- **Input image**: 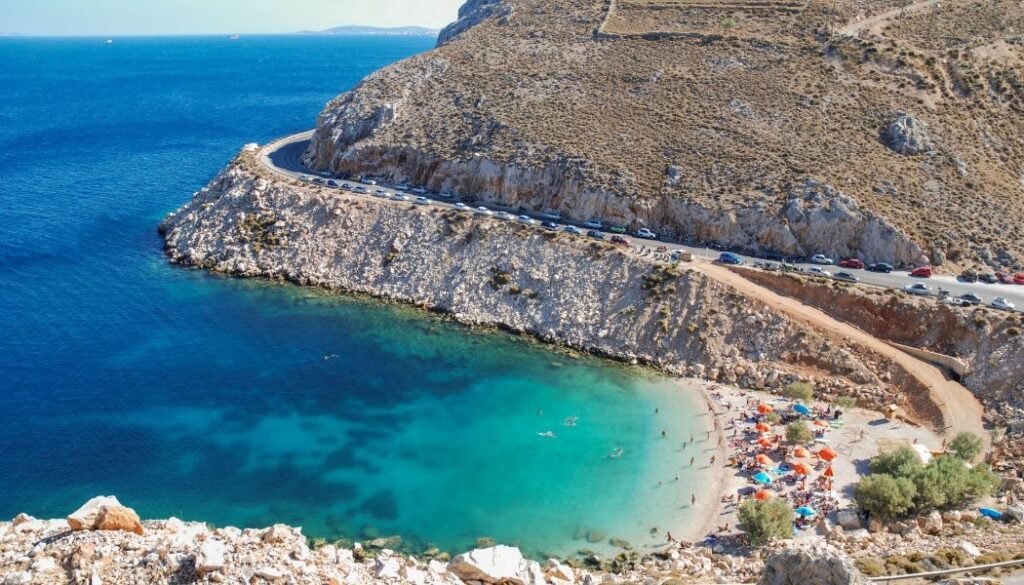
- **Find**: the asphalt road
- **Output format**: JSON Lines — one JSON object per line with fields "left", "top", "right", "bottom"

{"left": 258, "top": 132, "right": 1024, "bottom": 314}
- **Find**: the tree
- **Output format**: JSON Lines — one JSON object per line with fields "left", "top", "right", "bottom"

{"left": 785, "top": 420, "right": 812, "bottom": 444}
{"left": 869, "top": 447, "right": 922, "bottom": 477}
{"left": 738, "top": 498, "right": 793, "bottom": 545}
{"left": 855, "top": 474, "right": 916, "bottom": 519}
{"left": 783, "top": 381, "right": 814, "bottom": 402}
{"left": 948, "top": 432, "right": 983, "bottom": 461}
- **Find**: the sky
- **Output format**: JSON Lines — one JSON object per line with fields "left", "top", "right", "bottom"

{"left": 0, "top": 0, "right": 465, "bottom": 36}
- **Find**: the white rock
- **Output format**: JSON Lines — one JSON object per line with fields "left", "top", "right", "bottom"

{"left": 959, "top": 541, "right": 981, "bottom": 558}
{"left": 375, "top": 556, "right": 402, "bottom": 579}
{"left": 261, "top": 524, "right": 297, "bottom": 544}
{"left": 194, "top": 540, "right": 226, "bottom": 576}
{"left": 67, "top": 496, "right": 122, "bottom": 531}
{"left": 448, "top": 546, "right": 544, "bottom": 585}
{"left": 545, "top": 558, "right": 576, "bottom": 584}
{"left": 30, "top": 556, "right": 57, "bottom": 573}
{"left": 254, "top": 567, "right": 285, "bottom": 580}
{"left": 2, "top": 572, "right": 31, "bottom": 585}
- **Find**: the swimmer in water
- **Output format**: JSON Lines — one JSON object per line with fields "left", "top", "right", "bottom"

{"left": 538, "top": 431, "right": 556, "bottom": 438}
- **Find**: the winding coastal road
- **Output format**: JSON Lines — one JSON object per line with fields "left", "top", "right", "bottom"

{"left": 258, "top": 132, "right": 1024, "bottom": 313}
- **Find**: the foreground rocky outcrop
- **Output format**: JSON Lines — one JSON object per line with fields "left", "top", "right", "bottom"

{"left": 160, "top": 149, "right": 953, "bottom": 425}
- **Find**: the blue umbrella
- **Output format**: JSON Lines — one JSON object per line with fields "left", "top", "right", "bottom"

{"left": 753, "top": 471, "right": 773, "bottom": 485}
{"left": 793, "top": 403, "right": 812, "bottom": 415}
{"left": 980, "top": 508, "right": 1003, "bottom": 520}
{"left": 795, "top": 506, "right": 818, "bottom": 517}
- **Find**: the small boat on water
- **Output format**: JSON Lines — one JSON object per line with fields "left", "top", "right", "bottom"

{"left": 105, "top": 39, "right": 113, "bottom": 44}
{"left": 228, "top": 34, "right": 240, "bottom": 40}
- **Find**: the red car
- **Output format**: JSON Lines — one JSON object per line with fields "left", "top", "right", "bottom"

{"left": 610, "top": 235, "right": 631, "bottom": 247}
{"left": 839, "top": 258, "right": 865, "bottom": 270}
{"left": 910, "top": 266, "right": 933, "bottom": 278}
{"left": 996, "top": 271, "right": 1013, "bottom": 284}
{"left": 1015, "top": 273, "right": 1024, "bottom": 285}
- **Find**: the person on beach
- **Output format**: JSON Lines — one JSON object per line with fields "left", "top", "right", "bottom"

{"left": 661, "top": 430, "right": 667, "bottom": 437}
{"left": 666, "top": 531, "right": 675, "bottom": 543}
{"left": 690, "top": 456, "right": 695, "bottom": 466}
{"left": 691, "top": 494, "right": 696, "bottom": 505}
{"left": 710, "top": 455, "right": 716, "bottom": 465}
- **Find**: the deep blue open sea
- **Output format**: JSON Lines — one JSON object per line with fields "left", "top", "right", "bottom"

{"left": 0, "top": 35, "right": 712, "bottom": 557}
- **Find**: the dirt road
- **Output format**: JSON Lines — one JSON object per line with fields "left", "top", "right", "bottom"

{"left": 839, "top": 0, "right": 938, "bottom": 37}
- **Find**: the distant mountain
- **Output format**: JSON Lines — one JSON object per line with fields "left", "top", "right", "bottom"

{"left": 299, "top": 26, "right": 439, "bottom": 37}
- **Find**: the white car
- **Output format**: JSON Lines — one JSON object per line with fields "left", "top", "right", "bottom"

{"left": 517, "top": 215, "right": 535, "bottom": 224}
{"left": 454, "top": 202, "right": 470, "bottom": 212}
{"left": 564, "top": 225, "right": 582, "bottom": 235}
{"left": 391, "top": 193, "right": 409, "bottom": 201}
{"left": 636, "top": 228, "right": 657, "bottom": 240}
{"left": 473, "top": 207, "right": 493, "bottom": 216}
{"left": 904, "top": 283, "right": 931, "bottom": 296}
{"left": 299, "top": 175, "right": 311, "bottom": 182}
{"left": 805, "top": 266, "right": 831, "bottom": 278}
{"left": 991, "top": 297, "right": 1016, "bottom": 311}
{"left": 495, "top": 211, "right": 514, "bottom": 221}
{"left": 415, "top": 196, "right": 430, "bottom": 205}
{"left": 365, "top": 179, "right": 378, "bottom": 186}
{"left": 541, "top": 211, "right": 562, "bottom": 221}
{"left": 810, "top": 254, "right": 834, "bottom": 265}
{"left": 373, "top": 189, "right": 388, "bottom": 197}
{"left": 584, "top": 219, "right": 603, "bottom": 229}
{"left": 411, "top": 187, "right": 428, "bottom": 195}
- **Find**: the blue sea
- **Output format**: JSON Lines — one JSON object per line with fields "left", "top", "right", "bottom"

{"left": 0, "top": 35, "right": 712, "bottom": 557}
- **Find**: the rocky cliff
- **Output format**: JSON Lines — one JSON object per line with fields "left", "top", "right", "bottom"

{"left": 302, "top": 0, "right": 1024, "bottom": 270}
{"left": 161, "top": 149, "right": 949, "bottom": 424}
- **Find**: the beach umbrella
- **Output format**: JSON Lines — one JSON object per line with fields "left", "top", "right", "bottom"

{"left": 757, "top": 403, "right": 774, "bottom": 415}
{"left": 757, "top": 437, "right": 773, "bottom": 448}
{"left": 795, "top": 506, "right": 818, "bottom": 517}
{"left": 793, "top": 447, "right": 811, "bottom": 458}
{"left": 755, "top": 453, "right": 773, "bottom": 466}
{"left": 754, "top": 490, "right": 772, "bottom": 501}
{"left": 753, "top": 471, "right": 772, "bottom": 485}
{"left": 755, "top": 422, "right": 771, "bottom": 433}
{"left": 813, "top": 420, "right": 830, "bottom": 427}
{"left": 793, "top": 403, "right": 812, "bottom": 415}
{"left": 793, "top": 462, "right": 812, "bottom": 475}
{"left": 818, "top": 447, "right": 838, "bottom": 461}
{"left": 823, "top": 466, "right": 834, "bottom": 478}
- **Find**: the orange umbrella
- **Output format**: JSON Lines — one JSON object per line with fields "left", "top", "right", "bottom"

{"left": 755, "top": 453, "right": 773, "bottom": 466}
{"left": 757, "top": 403, "right": 774, "bottom": 415}
{"left": 754, "top": 422, "right": 771, "bottom": 433}
{"left": 793, "top": 462, "right": 812, "bottom": 475}
{"left": 823, "top": 466, "right": 834, "bottom": 478}
{"left": 814, "top": 420, "right": 829, "bottom": 427}
{"left": 792, "top": 447, "right": 811, "bottom": 458}
{"left": 754, "top": 490, "right": 772, "bottom": 501}
{"left": 757, "top": 437, "right": 773, "bottom": 448}
{"left": 818, "top": 447, "right": 838, "bottom": 461}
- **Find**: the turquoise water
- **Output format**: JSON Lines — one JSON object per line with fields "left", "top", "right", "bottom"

{"left": 0, "top": 35, "right": 713, "bottom": 557}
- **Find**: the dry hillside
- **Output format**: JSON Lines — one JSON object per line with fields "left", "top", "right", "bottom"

{"left": 303, "top": 0, "right": 1024, "bottom": 269}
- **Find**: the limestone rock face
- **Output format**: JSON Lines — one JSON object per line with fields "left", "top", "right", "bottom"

{"left": 437, "top": 0, "right": 510, "bottom": 46}
{"left": 759, "top": 544, "right": 868, "bottom": 585}
{"left": 884, "top": 113, "right": 933, "bottom": 155}
{"left": 447, "top": 545, "right": 545, "bottom": 585}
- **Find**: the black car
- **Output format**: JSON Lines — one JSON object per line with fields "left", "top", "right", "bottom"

{"left": 541, "top": 221, "right": 558, "bottom": 230}
{"left": 586, "top": 230, "right": 605, "bottom": 240}
{"left": 327, "top": 180, "right": 339, "bottom": 187}
{"left": 867, "top": 262, "right": 894, "bottom": 273}
{"left": 957, "top": 293, "right": 983, "bottom": 306}
{"left": 959, "top": 269, "right": 978, "bottom": 283}
{"left": 979, "top": 272, "right": 998, "bottom": 284}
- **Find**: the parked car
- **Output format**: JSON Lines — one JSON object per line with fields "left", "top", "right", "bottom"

{"left": 904, "top": 283, "right": 931, "bottom": 296}
{"left": 564, "top": 225, "right": 582, "bottom": 235}
{"left": 365, "top": 179, "right": 378, "bottom": 186}
{"left": 957, "top": 293, "right": 983, "bottom": 306}
{"left": 439, "top": 191, "right": 455, "bottom": 199}
{"left": 584, "top": 219, "right": 603, "bottom": 229}
{"left": 411, "top": 187, "right": 427, "bottom": 195}
{"left": 910, "top": 266, "right": 933, "bottom": 278}
{"left": 473, "top": 207, "right": 493, "bottom": 216}
{"left": 391, "top": 193, "right": 409, "bottom": 201}
{"left": 991, "top": 297, "right": 1016, "bottom": 311}
{"left": 394, "top": 184, "right": 411, "bottom": 191}
{"left": 313, "top": 178, "right": 325, "bottom": 184}
{"left": 517, "top": 215, "right": 535, "bottom": 225}
{"left": 867, "top": 262, "right": 894, "bottom": 273}
{"left": 586, "top": 230, "right": 605, "bottom": 240}
{"left": 996, "top": 271, "right": 1013, "bottom": 284}
{"left": 810, "top": 254, "right": 834, "bottom": 265}
{"left": 327, "top": 180, "right": 339, "bottom": 187}
{"left": 635, "top": 228, "right": 657, "bottom": 240}
{"left": 805, "top": 266, "right": 831, "bottom": 278}
{"left": 341, "top": 183, "right": 353, "bottom": 190}
{"left": 958, "top": 269, "right": 978, "bottom": 283}
{"left": 609, "top": 225, "right": 627, "bottom": 234}
{"left": 454, "top": 202, "right": 470, "bottom": 211}
{"left": 832, "top": 272, "right": 860, "bottom": 283}
{"left": 373, "top": 189, "right": 388, "bottom": 197}
{"left": 979, "top": 272, "right": 998, "bottom": 284}
{"left": 839, "top": 258, "right": 865, "bottom": 270}
{"left": 718, "top": 252, "right": 743, "bottom": 265}
{"left": 610, "top": 235, "right": 630, "bottom": 246}
{"left": 1016, "top": 274, "right": 1024, "bottom": 285}
{"left": 495, "top": 211, "right": 514, "bottom": 221}
{"left": 541, "top": 211, "right": 562, "bottom": 221}
{"left": 415, "top": 196, "right": 430, "bottom": 205}
{"left": 299, "top": 175, "right": 311, "bottom": 182}
{"left": 541, "top": 221, "right": 559, "bottom": 230}
{"left": 765, "top": 251, "right": 787, "bottom": 262}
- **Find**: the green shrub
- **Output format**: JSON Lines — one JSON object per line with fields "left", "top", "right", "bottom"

{"left": 783, "top": 381, "right": 814, "bottom": 402}
{"left": 785, "top": 420, "right": 812, "bottom": 444}
{"left": 738, "top": 499, "right": 793, "bottom": 545}
{"left": 854, "top": 557, "right": 886, "bottom": 577}
{"left": 765, "top": 412, "right": 781, "bottom": 424}
{"left": 832, "top": 396, "right": 857, "bottom": 408}
{"left": 855, "top": 474, "right": 916, "bottom": 519}
{"left": 869, "top": 447, "right": 922, "bottom": 477}
{"left": 948, "top": 432, "right": 983, "bottom": 461}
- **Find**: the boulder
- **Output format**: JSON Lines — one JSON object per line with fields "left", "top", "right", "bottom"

{"left": 759, "top": 543, "right": 868, "bottom": 585}
{"left": 95, "top": 505, "right": 144, "bottom": 535}
{"left": 836, "top": 509, "right": 863, "bottom": 530}
{"left": 883, "top": 113, "right": 933, "bottom": 155}
{"left": 194, "top": 540, "right": 226, "bottom": 576}
{"left": 67, "top": 496, "right": 122, "bottom": 531}
{"left": 545, "top": 559, "right": 576, "bottom": 585}
{"left": 261, "top": 524, "right": 299, "bottom": 544}
{"left": 920, "top": 510, "right": 943, "bottom": 535}
{"left": 448, "top": 545, "right": 545, "bottom": 585}
{"left": 11, "top": 513, "right": 44, "bottom": 534}
{"left": 1003, "top": 504, "right": 1024, "bottom": 523}
{"left": 958, "top": 541, "right": 981, "bottom": 558}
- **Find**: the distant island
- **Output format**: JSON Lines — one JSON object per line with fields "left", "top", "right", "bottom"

{"left": 298, "top": 25, "right": 439, "bottom": 37}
